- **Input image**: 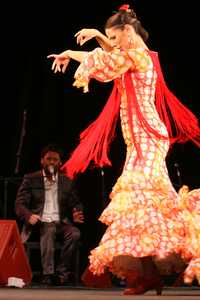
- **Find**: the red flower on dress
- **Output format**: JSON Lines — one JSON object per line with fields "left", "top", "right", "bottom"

{"left": 119, "top": 4, "right": 130, "bottom": 11}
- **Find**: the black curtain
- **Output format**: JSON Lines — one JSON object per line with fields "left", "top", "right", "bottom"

{"left": 1, "top": 0, "right": 199, "bottom": 271}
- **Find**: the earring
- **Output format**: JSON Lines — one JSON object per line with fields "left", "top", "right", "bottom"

{"left": 128, "top": 35, "right": 133, "bottom": 46}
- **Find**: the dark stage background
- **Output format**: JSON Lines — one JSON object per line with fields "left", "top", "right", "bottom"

{"left": 0, "top": 1, "right": 199, "bottom": 275}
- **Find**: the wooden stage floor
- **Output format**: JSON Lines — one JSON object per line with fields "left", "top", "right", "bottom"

{"left": 0, "top": 286, "right": 200, "bottom": 300}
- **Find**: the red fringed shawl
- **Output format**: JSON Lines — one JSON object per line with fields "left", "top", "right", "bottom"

{"left": 61, "top": 51, "right": 200, "bottom": 179}
{"left": 150, "top": 51, "right": 200, "bottom": 146}
{"left": 62, "top": 80, "right": 121, "bottom": 178}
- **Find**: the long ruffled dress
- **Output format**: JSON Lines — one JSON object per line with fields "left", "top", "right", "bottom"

{"left": 72, "top": 47, "right": 200, "bottom": 283}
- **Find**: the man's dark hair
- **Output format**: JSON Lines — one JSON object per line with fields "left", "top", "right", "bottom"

{"left": 40, "top": 144, "right": 64, "bottom": 160}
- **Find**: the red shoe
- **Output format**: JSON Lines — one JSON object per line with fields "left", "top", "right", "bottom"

{"left": 123, "top": 276, "right": 163, "bottom": 295}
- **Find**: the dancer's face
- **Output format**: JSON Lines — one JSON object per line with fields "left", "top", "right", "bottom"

{"left": 105, "top": 25, "right": 135, "bottom": 49}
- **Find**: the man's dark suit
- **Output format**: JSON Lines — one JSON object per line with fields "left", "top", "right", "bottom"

{"left": 15, "top": 170, "right": 83, "bottom": 279}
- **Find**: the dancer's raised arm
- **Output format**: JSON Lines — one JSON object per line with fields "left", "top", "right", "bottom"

{"left": 75, "top": 28, "right": 113, "bottom": 51}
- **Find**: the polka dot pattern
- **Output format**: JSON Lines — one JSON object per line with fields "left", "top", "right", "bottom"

{"left": 89, "top": 53, "right": 186, "bottom": 277}
{"left": 74, "top": 46, "right": 200, "bottom": 284}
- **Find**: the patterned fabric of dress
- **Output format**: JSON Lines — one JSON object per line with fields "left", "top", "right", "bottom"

{"left": 177, "top": 186, "right": 200, "bottom": 283}
{"left": 73, "top": 47, "right": 200, "bottom": 283}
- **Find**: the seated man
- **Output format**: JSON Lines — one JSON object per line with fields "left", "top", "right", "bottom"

{"left": 15, "top": 144, "right": 84, "bottom": 285}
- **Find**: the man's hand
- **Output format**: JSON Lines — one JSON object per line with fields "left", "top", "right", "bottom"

{"left": 28, "top": 214, "right": 41, "bottom": 225}
{"left": 72, "top": 208, "right": 84, "bottom": 223}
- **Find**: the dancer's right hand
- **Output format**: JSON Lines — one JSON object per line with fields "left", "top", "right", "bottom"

{"left": 47, "top": 52, "right": 70, "bottom": 73}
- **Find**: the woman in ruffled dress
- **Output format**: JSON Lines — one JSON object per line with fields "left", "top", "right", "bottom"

{"left": 48, "top": 4, "right": 200, "bottom": 294}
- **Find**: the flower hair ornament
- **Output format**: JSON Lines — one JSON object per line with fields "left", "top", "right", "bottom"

{"left": 118, "top": 4, "right": 137, "bottom": 19}
{"left": 119, "top": 4, "right": 130, "bottom": 11}
{"left": 112, "top": 4, "right": 130, "bottom": 14}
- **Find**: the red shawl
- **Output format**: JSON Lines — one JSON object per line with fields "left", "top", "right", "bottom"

{"left": 61, "top": 51, "right": 200, "bottom": 178}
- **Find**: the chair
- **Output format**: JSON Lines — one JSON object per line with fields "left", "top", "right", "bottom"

{"left": 25, "top": 240, "right": 81, "bottom": 285}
